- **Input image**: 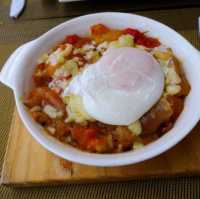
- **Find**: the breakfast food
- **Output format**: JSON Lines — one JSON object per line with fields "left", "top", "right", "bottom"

{"left": 24, "top": 24, "right": 190, "bottom": 153}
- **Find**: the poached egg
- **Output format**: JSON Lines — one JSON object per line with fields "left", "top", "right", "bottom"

{"left": 64, "top": 47, "right": 164, "bottom": 125}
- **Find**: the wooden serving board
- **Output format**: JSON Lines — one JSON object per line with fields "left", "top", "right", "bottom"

{"left": 1, "top": 109, "right": 200, "bottom": 186}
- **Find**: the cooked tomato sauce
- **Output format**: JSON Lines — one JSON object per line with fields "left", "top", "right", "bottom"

{"left": 24, "top": 24, "right": 190, "bottom": 153}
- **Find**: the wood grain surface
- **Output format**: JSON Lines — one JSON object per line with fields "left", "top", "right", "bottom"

{"left": 1, "top": 109, "right": 200, "bottom": 186}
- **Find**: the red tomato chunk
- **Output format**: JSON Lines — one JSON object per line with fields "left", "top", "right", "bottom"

{"left": 65, "top": 34, "right": 80, "bottom": 44}
{"left": 123, "top": 28, "right": 160, "bottom": 48}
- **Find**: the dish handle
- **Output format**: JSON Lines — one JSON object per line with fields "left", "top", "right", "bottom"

{"left": 0, "top": 42, "right": 32, "bottom": 90}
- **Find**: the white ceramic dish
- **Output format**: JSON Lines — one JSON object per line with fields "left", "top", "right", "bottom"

{"left": 1, "top": 12, "right": 200, "bottom": 167}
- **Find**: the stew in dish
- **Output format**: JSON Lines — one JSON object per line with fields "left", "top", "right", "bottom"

{"left": 24, "top": 24, "right": 190, "bottom": 153}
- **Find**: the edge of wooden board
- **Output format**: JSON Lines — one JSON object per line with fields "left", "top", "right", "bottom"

{"left": 2, "top": 171, "right": 200, "bottom": 187}
{"left": 1, "top": 110, "right": 17, "bottom": 185}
